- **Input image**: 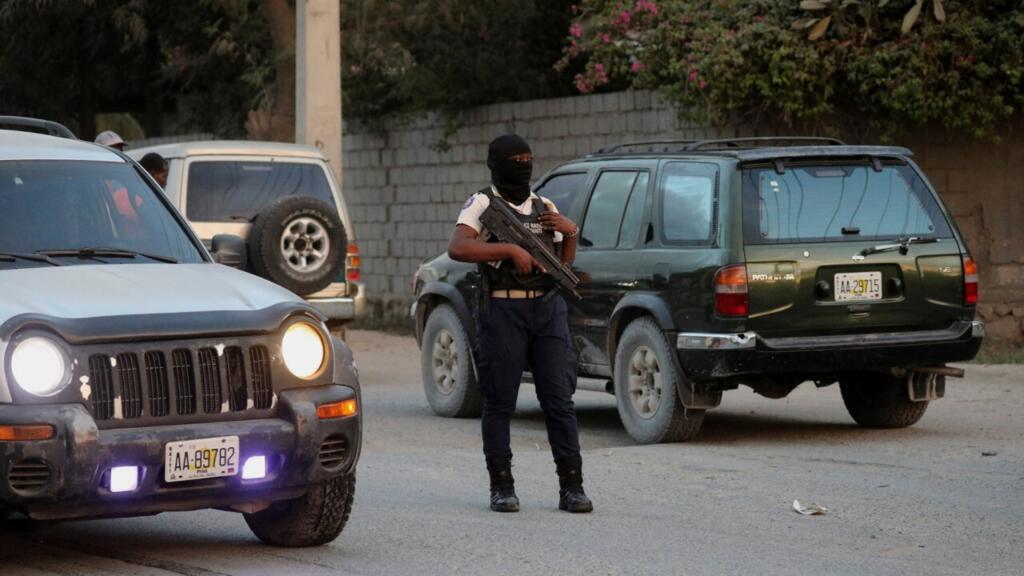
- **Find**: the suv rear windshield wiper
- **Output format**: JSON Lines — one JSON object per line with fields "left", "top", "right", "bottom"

{"left": 860, "top": 237, "right": 939, "bottom": 257}
{"left": 0, "top": 252, "right": 62, "bottom": 266}
{"left": 39, "top": 248, "right": 178, "bottom": 264}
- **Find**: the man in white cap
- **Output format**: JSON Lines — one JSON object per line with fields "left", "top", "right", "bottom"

{"left": 95, "top": 130, "right": 125, "bottom": 151}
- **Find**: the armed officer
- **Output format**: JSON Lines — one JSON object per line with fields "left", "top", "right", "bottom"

{"left": 448, "top": 134, "right": 593, "bottom": 514}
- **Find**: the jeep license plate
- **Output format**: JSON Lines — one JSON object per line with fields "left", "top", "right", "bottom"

{"left": 165, "top": 436, "right": 239, "bottom": 483}
{"left": 834, "top": 272, "right": 883, "bottom": 302}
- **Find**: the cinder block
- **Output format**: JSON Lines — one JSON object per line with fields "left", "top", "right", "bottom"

{"left": 575, "top": 96, "right": 591, "bottom": 115}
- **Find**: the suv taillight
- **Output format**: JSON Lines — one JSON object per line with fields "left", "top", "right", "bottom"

{"left": 346, "top": 244, "right": 361, "bottom": 282}
{"left": 715, "top": 264, "right": 748, "bottom": 317}
{"left": 963, "top": 255, "right": 978, "bottom": 305}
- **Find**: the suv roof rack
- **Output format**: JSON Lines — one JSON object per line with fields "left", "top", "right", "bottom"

{"left": 684, "top": 137, "right": 845, "bottom": 150}
{"left": 0, "top": 116, "right": 77, "bottom": 139}
{"left": 594, "top": 136, "right": 846, "bottom": 156}
{"left": 596, "top": 140, "right": 698, "bottom": 154}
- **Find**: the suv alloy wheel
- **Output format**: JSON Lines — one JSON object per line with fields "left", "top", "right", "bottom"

{"left": 614, "top": 318, "right": 705, "bottom": 443}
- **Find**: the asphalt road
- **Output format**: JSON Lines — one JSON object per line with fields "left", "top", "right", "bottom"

{"left": 2, "top": 330, "right": 1022, "bottom": 576}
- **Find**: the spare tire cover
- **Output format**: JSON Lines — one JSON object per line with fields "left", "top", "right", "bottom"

{"left": 248, "top": 195, "right": 346, "bottom": 295}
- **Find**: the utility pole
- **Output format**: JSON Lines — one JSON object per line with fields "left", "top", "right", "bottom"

{"left": 295, "top": 0, "right": 343, "bottom": 183}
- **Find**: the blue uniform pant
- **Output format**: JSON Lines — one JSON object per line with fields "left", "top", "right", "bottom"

{"left": 474, "top": 296, "right": 581, "bottom": 464}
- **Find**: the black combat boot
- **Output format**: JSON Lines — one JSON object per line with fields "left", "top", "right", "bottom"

{"left": 555, "top": 455, "right": 593, "bottom": 513}
{"left": 486, "top": 459, "right": 520, "bottom": 513}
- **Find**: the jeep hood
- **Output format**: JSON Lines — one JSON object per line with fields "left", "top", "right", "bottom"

{"left": 0, "top": 263, "right": 302, "bottom": 325}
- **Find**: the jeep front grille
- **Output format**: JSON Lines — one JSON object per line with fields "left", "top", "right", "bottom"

{"left": 82, "top": 340, "right": 277, "bottom": 427}
{"left": 250, "top": 345, "right": 272, "bottom": 409}
{"left": 197, "top": 347, "right": 222, "bottom": 414}
{"left": 145, "top": 351, "right": 170, "bottom": 417}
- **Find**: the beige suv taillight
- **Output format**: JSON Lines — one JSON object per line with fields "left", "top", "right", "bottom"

{"left": 715, "top": 264, "right": 749, "bottom": 317}
{"left": 346, "top": 244, "right": 361, "bottom": 282}
{"left": 963, "top": 255, "right": 978, "bottom": 305}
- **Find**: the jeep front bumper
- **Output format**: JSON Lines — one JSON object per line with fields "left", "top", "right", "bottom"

{"left": 676, "top": 320, "right": 985, "bottom": 379}
{"left": 0, "top": 385, "right": 360, "bottom": 521}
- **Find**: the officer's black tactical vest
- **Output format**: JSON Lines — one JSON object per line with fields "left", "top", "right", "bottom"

{"left": 479, "top": 187, "right": 557, "bottom": 292}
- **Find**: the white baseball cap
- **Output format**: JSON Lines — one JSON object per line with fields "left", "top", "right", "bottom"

{"left": 94, "top": 130, "right": 125, "bottom": 149}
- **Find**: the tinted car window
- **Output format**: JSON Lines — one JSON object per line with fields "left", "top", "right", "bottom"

{"left": 742, "top": 163, "right": 952, "bottom": 244}
{"left": 186, "top": 161, "right": 334, "bottom": 222}
{"left": 0, "top": 160, "right": 204, "bottom": 265}
{"left": 581, "top": 171, "right": 638, "bottom": 249}
{"left": 661, "top": 162, "right": 716, "bottom": 243}
{"left": 617, "top": 172, "right": 649, "bottom": 248}
{"left": 535, "top": 172, "right": 587, "bottom": 214}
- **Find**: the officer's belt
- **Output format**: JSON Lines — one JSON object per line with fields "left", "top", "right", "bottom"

{"left": 490, "top": 289, "right": 546, "bottom": 299}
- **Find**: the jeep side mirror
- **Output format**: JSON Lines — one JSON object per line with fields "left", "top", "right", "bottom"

{"left": 211, "top": 234, "right": 247, "bottom": 269}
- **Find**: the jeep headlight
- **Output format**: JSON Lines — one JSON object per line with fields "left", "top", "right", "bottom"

{"left": 11, "top": 336, "right": 70, "bottom": 396}
{"left": 281, "top": 322, "right": 326, "bottom": 379}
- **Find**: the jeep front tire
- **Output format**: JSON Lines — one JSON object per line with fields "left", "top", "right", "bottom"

{"left": 421, "top": 303, "right": 482, "bottom": 418}
{"left": 614, "top": 317, "right": 705, "bottom": 444}
{"left": 244, "top": 473, "right": 355, "bottom": 547}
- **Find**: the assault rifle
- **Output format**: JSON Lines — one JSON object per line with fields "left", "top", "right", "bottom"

{"left": 479, "top": 197, "right": 582, "bottom": 301}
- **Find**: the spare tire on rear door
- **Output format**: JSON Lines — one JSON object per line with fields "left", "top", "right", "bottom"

{"left": 248, "top": 195, "right": 346, "bottom": 295}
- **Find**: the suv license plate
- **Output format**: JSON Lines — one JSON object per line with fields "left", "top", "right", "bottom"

{"left": 165, "top": 436, "right": 239, "bottom": 483}
{"left": 834, "top": 272, "right": 883, "bottom": 302}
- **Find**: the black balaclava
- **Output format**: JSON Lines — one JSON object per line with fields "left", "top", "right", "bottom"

{"left": 487, "top": 134, "right": 533, "bottom": 204}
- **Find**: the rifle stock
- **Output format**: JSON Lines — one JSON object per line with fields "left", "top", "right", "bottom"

{"left": 479, "top": 199, "right": 582, "bottom": 301}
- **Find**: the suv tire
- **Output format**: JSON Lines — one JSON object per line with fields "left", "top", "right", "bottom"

{"left": 839, "top": 373, "right": 930, "bottom": 428}
{"left": 244, "top": 473, "right": 355, "bottom": 547}
{"left": 248, "top": 196, "right": 346, "bottom": 296}
{"left": 614, "top": 317, "right": 705, "bottom": 444}
{"left": 421, "top": 304, "right": 482, "bottom": 418}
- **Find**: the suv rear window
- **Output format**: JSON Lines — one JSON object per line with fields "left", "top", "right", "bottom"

{"left": 186, "top": 161, "right": 334, "bottom": 222}
{"left": 742, "top": 163, "right": 952, "bottom": 244}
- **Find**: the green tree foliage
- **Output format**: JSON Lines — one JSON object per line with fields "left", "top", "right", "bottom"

{"left": 0, "top": 0, "right": 275, "bottom": 138}
{"left": 559, "top": 0, "right": 1024, "bottom": 139}
{"left": 341, "top": 0, "right": 580, "bottom": 128}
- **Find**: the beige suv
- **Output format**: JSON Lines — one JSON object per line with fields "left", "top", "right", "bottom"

{"left": 130, "top": 141, "right": 364, "bottom": 330}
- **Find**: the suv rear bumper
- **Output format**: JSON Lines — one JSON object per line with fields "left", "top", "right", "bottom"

{"left": 307, "top": 281, "right": 365, "bottom": 323}
{"left": 0, "top": 385, "right": 360, "bottom": 521}
{"left": 676, "top": 321, "right": 985, "bottom": 379}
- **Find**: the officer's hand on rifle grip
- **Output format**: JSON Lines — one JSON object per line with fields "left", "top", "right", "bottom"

{"left": 508, "top": 244, "right": 546, "bottom": 276}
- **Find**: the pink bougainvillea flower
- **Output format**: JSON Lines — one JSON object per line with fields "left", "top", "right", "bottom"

{"left": 635, "top": 0, "right": 658, "bottom": 14}
{"left": 569, "top": 22, "right": 583, "bottom": 38}
{"left": 689, "top": 69, "right": 699, "bottom": 82}
{"left": 631, "top": 59, "right": 646, "bottom": 73}
{"left": 574, "top": 74, "right": 593, "bottom": 94}
{"left": 614, "top": 10, "right": 631, "bottom": 28}
{"left": 598, "top": 32, "right": 611, "bottom": 44}
{"left": 699, "top": 79, "right": 707, "bottom": 90}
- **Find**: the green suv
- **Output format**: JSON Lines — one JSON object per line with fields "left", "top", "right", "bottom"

{"left": 411, "top": 138, "right": 984, "bottom": 444}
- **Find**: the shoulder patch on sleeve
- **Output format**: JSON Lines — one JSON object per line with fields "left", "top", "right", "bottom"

{"left": 462, "top": 194, "right": 477, "bottom": 209}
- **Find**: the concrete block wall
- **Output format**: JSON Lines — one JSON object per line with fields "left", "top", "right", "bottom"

{"left": 341, "top": 90, "right": 1024, "bottom": 347}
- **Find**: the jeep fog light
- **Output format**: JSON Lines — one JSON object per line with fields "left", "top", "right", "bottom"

{"left": 110, "top": 466, "right": 140, "bottom": 493}
{"left": 11, "top": 337, "right": 69, "bottom": 396}
{"left": 242, "top": 456, "right": 267, "bottom": 480}
{"left": 282, "top": 322, "right": 325, "bottom": 379}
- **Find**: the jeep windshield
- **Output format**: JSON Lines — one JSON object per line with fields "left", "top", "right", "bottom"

{"left": 741, "top": 161, "right": 953, "bottom": 244}
{"left": 0, "top": 160, "right": 205, "bottom": 266}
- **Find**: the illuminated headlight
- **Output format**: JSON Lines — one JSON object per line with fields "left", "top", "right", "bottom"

{"left": 281, "top": 322, "right": 326, "bottom": 379}
{"left": 11, "top": 337, "right": 70, "bottom": 396}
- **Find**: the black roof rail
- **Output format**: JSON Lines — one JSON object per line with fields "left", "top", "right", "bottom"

{"left": 684, "top": 137, "right": 844, "bottom": 150}
{"left": 595, "top": 140, "right": 698, "bottom": 154}
{"left": 0, "top": 115, "right": 77, "bottom": 139}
